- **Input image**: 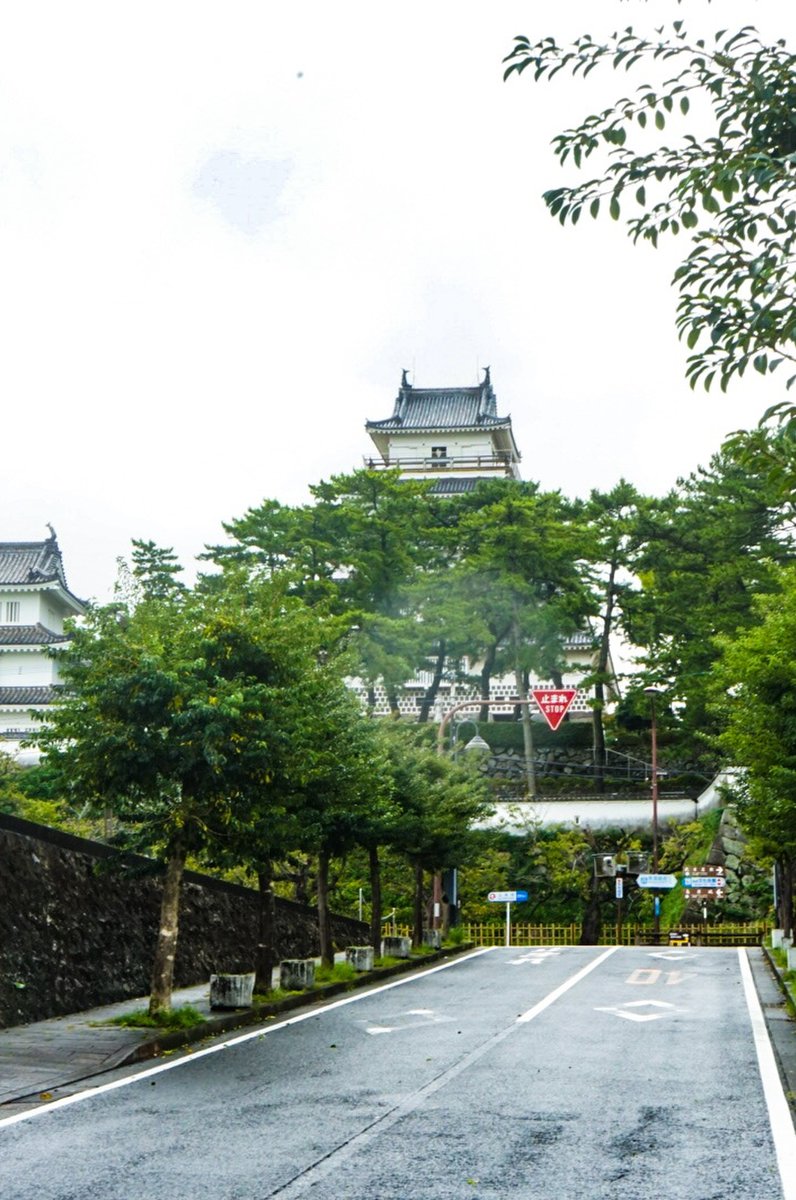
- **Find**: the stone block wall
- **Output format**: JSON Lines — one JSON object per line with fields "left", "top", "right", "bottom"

{"left": 0, "top": 814, "right": 366, "bottom": 1028}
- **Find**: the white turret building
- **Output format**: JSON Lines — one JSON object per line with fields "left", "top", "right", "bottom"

{"left": 0, "top": 530, "right": 85, "bottom": 763}
{"left": 365, "top": 366, "right": 521, "bottom": 493}
{"left": 356, "top": 369, "right": 618, "bottom": 721}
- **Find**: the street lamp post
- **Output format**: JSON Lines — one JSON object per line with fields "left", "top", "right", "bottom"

{"left": 644, "top": 686, "right": 663, "bottom": 942}
{"left": 451, "top": 718, "right": 491, "bottom": 759}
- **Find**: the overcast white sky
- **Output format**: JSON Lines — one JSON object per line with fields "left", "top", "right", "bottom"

{"left": 2, "top": 0, "right": 793, "bottom": 602}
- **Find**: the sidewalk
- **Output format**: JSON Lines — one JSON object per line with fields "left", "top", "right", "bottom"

{"left": 0, "top": 947, "right": 461, "bottom": 1112}
{"left": 0, "top": 979, "right": 265, "bottom": 1109}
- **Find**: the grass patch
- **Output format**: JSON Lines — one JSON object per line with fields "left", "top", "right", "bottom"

{"left": 252, "top": 988, "right": 303, "bottom": 1004}
{"left": 315, "top": 961, "right": 358, "bottom": 984}
{"left": 444, "top": 926, "right": 466, "bottom": 946}
{"left": 108, "top": 1004, "right": 205, "bottom": 1031}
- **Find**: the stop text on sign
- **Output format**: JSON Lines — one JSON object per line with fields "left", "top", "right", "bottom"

{"left": 531, "top": 689, "right": 577, "bottom": 731}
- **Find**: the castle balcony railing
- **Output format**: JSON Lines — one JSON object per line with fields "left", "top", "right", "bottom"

{"left": 363, "top": 453, "right": 516, "bottom": 473}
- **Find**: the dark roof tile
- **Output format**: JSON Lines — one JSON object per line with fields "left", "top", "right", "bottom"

{"left": 0, "top": 624, "right": 70, "bottom": 646}
{"left": 0, "top": 686, "right": 59, "bottom": 706}
{"left": 366, "top": 374, "right": 510, "bottom": 433}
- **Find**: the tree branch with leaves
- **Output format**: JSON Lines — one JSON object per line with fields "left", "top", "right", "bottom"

{"left": 505, "top": 21, "right": 796, "bottom": 398}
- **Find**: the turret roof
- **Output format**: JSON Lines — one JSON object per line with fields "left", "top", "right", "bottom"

{"left": 0, "top": 624, "right": 70, "bottom": 646}
{"left": 0, "top": 530, "right": 85, "bottom": 610}
{"left": 366, "top": 368, "right": 512, "bottom": 433}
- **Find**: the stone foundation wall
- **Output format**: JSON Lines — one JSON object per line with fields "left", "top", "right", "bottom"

{"left": 0, "top": 814, "right": 366, "bottom": 1028}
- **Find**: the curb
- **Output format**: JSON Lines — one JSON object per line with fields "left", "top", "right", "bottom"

{"left": 119, "top": 943, "right": 477, "bottom": 1066}
{"left": 762, "top": 945, "right": 796, "bottom": 1013}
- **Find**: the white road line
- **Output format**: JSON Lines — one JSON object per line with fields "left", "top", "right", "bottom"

{"left": 739, "top": 948, "right": 796, "bottom": 1200}
{"left": 516, "top": 946, "right": 618, "bottom": 1023}
{"left": 269, "top": 946, "right": 619, "bottom": 1197}
{"left": 0, "top": 948, "right": 493, "bottom": 1131}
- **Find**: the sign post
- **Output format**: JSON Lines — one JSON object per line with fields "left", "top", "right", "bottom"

{"left": 487, "top": 890, "right": 529, "bottom": 947}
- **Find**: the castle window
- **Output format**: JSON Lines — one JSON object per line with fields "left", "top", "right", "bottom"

{"left": 5, "top": 601, "right": 20, "bottom": 623}
{"left": 430, "top": 446, "right": 447, "bottom": 462}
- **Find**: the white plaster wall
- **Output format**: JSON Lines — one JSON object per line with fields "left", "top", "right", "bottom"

{"left": 388, "top": 432, "right": 497, "bottom": 460}
{"left": 0, "top": 649, "right": 57, "bottom": 686}
{"left": 0, "top": 589, "right": 67, "bottom": 633}
{"left": 1, "top": 591, "right": 37, "bottom": 625}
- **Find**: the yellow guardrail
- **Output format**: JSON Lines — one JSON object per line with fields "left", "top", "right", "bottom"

{"left": 461, "top": 922, "right": 768, "bottom": 947}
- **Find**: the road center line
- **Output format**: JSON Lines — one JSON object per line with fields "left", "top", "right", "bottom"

{"left": 738, "top": 949, "right": 796, "bottom": 1200}
{"left": 0, "top": 948, "right": 492, "bottom": 1131}
{"left": 516, "top": 946, "right": 618, "bottom": 1023}
{"left": 266, "top": 947, "right": 618, "bottom": 1198}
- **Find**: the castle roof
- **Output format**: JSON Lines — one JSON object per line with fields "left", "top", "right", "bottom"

{"left": 0, "top": 624, "right": 70, "bottom": 646}
{"left": 366, "top": 368, "right": 512, "bottom": 434}
{"left": 0, "top": 685, "right": 59, "bottom": 707}
{"left": 0, "top": 530, "right": 85, "bottom": 611}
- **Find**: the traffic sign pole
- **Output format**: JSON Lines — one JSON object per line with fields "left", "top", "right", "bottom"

{"left": 506, "top": 901, "right": 511, "bottom": 948}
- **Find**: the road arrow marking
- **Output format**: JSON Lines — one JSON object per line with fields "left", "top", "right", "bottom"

{"left": 649, "top": 951, "right": 696, "bottom": 961}
{"left": 594, "top": 999, "right": 684, "bottom": 1023}
{"left": 361, "top": 1009, "right": 453, "bottom": 1036}
{"left": 509, "top": 949, "right": 561, "bottom": 965}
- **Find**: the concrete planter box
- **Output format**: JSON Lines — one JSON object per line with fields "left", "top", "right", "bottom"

{"left": 787, "top": 946, "right": 796, "bottom": 971}
{"left": 771, "top": 929, "right": 784, "bottom": 949}
{"left": 209, "top": 972, "right": 255, "bottom": 1010}
{"left": 345, "top": 946, "right": 374, "bottom": 972}
{"left": 422, "top": 929, "right": 441, "bottom": 950}
{"left": 382, "top": 935, "right": 411, "bottom": 959}
{"left": 280, "top": 959, "right": 316, "bottom": 990}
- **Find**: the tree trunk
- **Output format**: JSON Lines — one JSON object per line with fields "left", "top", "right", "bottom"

{"left": 317, "top": 847, "right": 334, "bottom": 967}
{"left": 479, "top": 638, "right": 498, "bottom": 722}
{"left": 513, "top": 654, "right": 536, "bottom": 798}
{"left": 413, "top": 860, "right": 424, "bottom": 947}
{"left": 385, "top": 684, "right": 401, "bottom": 719}
{"left": 255, "top": 862, "right": 276, "bottom": 994}
{"left": 418, "top": 640, "right": 446, "bottom": 723}
{"left": 579, "top": 872, "right": 602, "bottom": 946}
{"left": 149, "top": 840, "right": 186, "bottom": 1017}
{"left": 592, "top": 561, "right": 617, "bottom": 795}
{"left": 369, "top": 844, "right": 382, "bottom": 956}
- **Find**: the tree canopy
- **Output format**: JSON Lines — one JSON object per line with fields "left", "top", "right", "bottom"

{"left": 504, "top": 21, "right": 796, "bottom": 398}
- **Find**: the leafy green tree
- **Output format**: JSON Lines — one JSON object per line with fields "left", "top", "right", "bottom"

{"left": 458, "top": 491, "right": 595, "bottom": 794}
{"left": 384, "top": 729, "right": 492, "bottom": 944}
{"left": 287, "top": 686, "right": 393, "bottom": 966}
{"left": 207, "top": 470, "right": 448, "bottom": 714}
{"left": 36, "top": 576, "right": 338, "bottom": 1013}
{"left": 627, "top": 446, "right": 792, "bottom": 756}
{"left": 712, "top": 568, "right": 796, "bottom": 935}
{"left": 580, "top": 481, "right": 646, "bottom": 789}
{"left": 505, "top": 21, "right": 796, "bottom": 395}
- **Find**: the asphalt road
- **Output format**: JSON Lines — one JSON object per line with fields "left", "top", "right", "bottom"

{"left": 2, "top": 946, "right": 794, "bottom": 1200}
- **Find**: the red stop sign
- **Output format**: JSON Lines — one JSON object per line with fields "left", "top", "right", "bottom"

{"left": 531, "top": 688, "right": 576, "bottom": 731}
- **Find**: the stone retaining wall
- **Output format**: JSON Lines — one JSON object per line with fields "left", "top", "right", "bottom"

{"left": 0, "top": 814, "right": 366, "bottom": 1028}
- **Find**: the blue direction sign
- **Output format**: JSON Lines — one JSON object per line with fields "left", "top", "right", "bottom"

{"left": 637, "top": 873, "right": 678, "bottom": 890}
{"left": 488, "top": 890, "right": 529, "bottom": 903}
{"left": 683, "top": 876, "right": 724, "bottom": 889}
